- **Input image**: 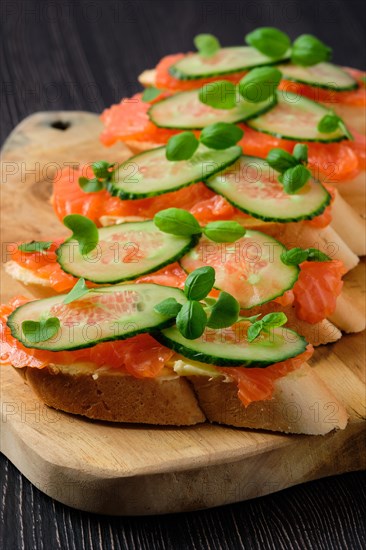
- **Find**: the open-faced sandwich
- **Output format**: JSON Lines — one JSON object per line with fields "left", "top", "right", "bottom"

{"left": 6, "top": 127, "right": 365, "bottom": 343}
{"left": 2, "top": 28, "right": 364, "bottom": 440}
{"left": 100, "top": 28, "right": 365, "bottom": 206}
{"left": 138, "top": 29, "right": 366, "bottom": 135}
{"left": 50, "top": 137, "right": 365, "bottom": 261}
{"left": 1, "top": 264, "right": 348, "bottom": 435}
{"left": 5, "top": 203, "right": 365, "bottom": 346}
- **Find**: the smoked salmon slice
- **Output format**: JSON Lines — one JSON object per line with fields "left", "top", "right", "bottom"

{"left": 219, "top": 344, "right": 314, "bottom": 407}
{"left": 293, "top": 260, "right": 346, "bottom": 324}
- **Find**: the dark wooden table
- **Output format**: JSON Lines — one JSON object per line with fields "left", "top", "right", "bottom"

{"left": 1, "top": 1, "right": 365, "bottom": 548}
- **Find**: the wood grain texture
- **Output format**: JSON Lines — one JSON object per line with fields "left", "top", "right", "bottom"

{"left": 1, "top": 459, "right": 364, "bottom": 550}
{"left": 0, "top": 110, "right": 365, "bottom": 516}
{"left": 1, "top": 0, "right": 366, "bottom": 546}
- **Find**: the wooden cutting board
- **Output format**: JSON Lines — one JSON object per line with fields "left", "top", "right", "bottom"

{"left": 0, "top": 112, "right": 365, "bottom": 515}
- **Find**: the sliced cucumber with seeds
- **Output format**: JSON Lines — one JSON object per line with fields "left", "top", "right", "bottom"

{"left": 154, "top": 322, "right": 306, "bottom": 367}
{"left": 206, "top": 155, "right": 331, "bottom": 222}
{"left": 179, "top": 230, "right": 299, "bottom": 309}
{"left": 57, "top": 221, "right": 198, "bottom": 284}
{"left": 8, "top": 284, "right": 187, "bottom": 351}
{"left": 149, "top": 89, "right": 276, "bottom": 130}
{"left": 278, "top": 62, "right": 358, "bottom": 91}
{"left": 247, "top": 90, "right": 348, "bottom": 142}
{"left": 107, "top": 144, "right": 242, "bottom": 199}
{"left": 169, "top": 46, "right": 290, "bottom": 80}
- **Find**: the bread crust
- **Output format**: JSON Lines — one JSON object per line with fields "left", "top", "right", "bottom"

{"left": 18, "top": 364, "right": 205, "bottom": 426}
{"left": 190, "top": 364, "right": 349, "bottom": 435}
{"left": 14, "top": 361, "right": 348, "bottom": 434}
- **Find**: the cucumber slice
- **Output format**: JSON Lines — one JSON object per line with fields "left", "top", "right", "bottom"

{"left": 206, "top": 155, "right": 331, "bottom": 222}
{"left": 155, "top": 322, "right": 306, "bottom": 367}
{"left": 56, "top": 221, "right": 197, "bottom": 283}
{"left": 8, "top": 284, "right": 187, "bottom": 351}
{"left": 108, "top": 144, "right": 242, "bottom": 199}
{"left": 149, "top": 89, "right": 276, "bottom": 130}
{"left": 179, "top": 231, "right": 299, "bottom": 309}
{"left": 169, "top": 46, "right": 289, "bottom": 80}
{"left": 247, "top": 90, "right": 347, "bottom": 142}
{"left": 278, "top": 62, "right": 358, "bottom": 91}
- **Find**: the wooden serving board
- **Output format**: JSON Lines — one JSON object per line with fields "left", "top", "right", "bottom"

{"left": 1, "top": 112, "right": 365, "bottom": 515}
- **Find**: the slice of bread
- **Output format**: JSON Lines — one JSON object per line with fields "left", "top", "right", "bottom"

{"left": 139, "top": 69, "right": 157, "bottom": 87}
{"left": 246, "top": 219, "right": 359, "bottom": 272}
{"left": 14, "top": 361, "right": 348, "bottom": 434}
{"left": 4, "top": 260, "right": 58, "bottom": 299}
{"left": 190, "top": 363, "right": 349, "bottom": 435}
{"left": 17, "top": 363, "right": 206, "bottom": 426}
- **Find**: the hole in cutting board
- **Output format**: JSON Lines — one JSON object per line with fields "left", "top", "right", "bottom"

{"left": 50, "top": 120, "right": 71, "bottom": 131}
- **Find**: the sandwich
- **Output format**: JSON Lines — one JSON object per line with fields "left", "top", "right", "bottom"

{"left": 48, "top": 130, "right": 365, "bottom": 266}
{"left": 1, "top": 268, "right": 348, "bottom": 435}
{"left": 5, "top": 207, "right": 365, "bottom": 346}
{"left": 138, "top": 31, "right": 366, "bottom": 134}
{"left": 2, "top": 28, "right": 362, "bottom": 440}
{"left": 99, "top": 29, "right": 365, "bottom": 208}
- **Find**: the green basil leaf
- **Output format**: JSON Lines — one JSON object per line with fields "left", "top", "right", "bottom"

{"left": 142, "top": 86, "right": 162, "bottom": 102}
{"left": 262, "top": 312, "right": 287, "bottom": 328}
{"left": 63, "top": 278, "right": 89, "bottom": 305}
{"left": 206, "top": 291, "right": 240, "bottom": 329}
{"left": 63, "top": 214, "right": 99, "bottom": 255}
{"left": 203, "top": 221, "right": 246, "bottom": 243}
{"left": 245, "top": 27, "right": 291, "bottom": 58}
{"left": 166, "top": 132, "right": 199, "bottom": 161}
{"left": 176, "top": 301, "right": 207, "bottom": 339}
{"left": 154, "top": 208, "right": 202, "bottom": 236}
{"left": 291, "top": 34, "right": 332, "bottom": 67}
{"left": 79, "top": 176, "right": 104, "bottom": 193}
{"left": 199, "top": 80, "right": 237, "bottom": 110}
{"left": 247, "top": 321, "right": 263, "bottom": 343}
{"left": 281, "top": 247, "right": 309, "bottom": 266}
{"left": 281, "top": 246, "right": 330, "bottom": 265}
{"left": 200, "top": 122, "right": 244, "bottom": 149}
{"left": 266, "top": 148, "right": 298, "bottom": 173}
{"left": 154, "top": 297, "right": 183, "bottom": 318}
{"left": 293, "top": 143, "right": 308, "bottom": 164}
{"left": 307, "top": 248, "right": 331, "bottom": 262}
{"left": 317, "top": 113, "right": 341, "bottom": 133}
{"left": 79, "top": 161, "right": 116, "bottom": 192}
{"left": 18, "top": 241, "right": 52, "bottom": 253}
{"left": 282, "top": 164, "right": 311, "bottom": 194}
{"left": 239, "top": 67, "right": 282, "bottom": 103}
{"left": 21, "top": 317, "right": 60, "bottom": 344}
{"left": 92, "top": 160, "right": 113, "bottom": 179}
{"left": 194, "top": 34, "right": 220, "bottom": 57}
{"left": 184, "top": 266, "right": 215, "bottom": 301}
